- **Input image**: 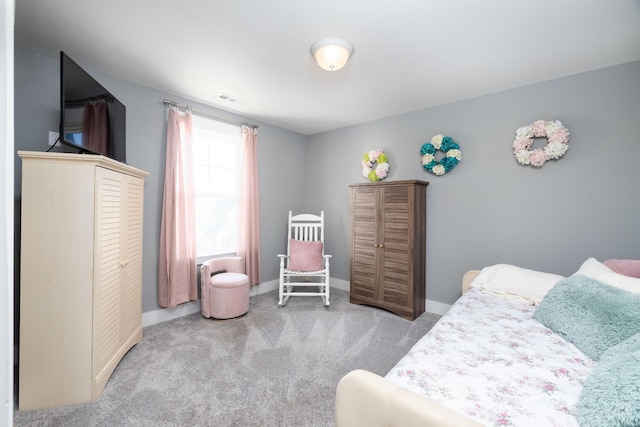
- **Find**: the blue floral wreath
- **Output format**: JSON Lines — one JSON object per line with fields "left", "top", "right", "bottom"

{"left": 420, "top": 134, "right": 461, "bottom": 176}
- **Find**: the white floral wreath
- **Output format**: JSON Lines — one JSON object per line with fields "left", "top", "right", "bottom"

{"left": 361, "top": 148, "right": 389, "bottom": 181}
{"left": 513, "top": 120, "right": 570, "bottom": 167}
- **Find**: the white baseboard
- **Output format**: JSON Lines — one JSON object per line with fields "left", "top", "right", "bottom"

{"left": 141, "top": 278, "right": 447, "bottom": 327}
{"left": 249, "top": 278, "right": 350, "bottom": 296}
{"left": 141, "top": 301, "right": 202, "bottom": 327}
{"left": 425, "top": 299, "right": 452, "bottom": 316}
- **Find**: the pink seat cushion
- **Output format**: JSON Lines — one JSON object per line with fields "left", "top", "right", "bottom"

{"left": 211, "top": 272, "right": 249, "bottom": 288}
{"left": 288, "top": 239, "right": 324, "bottom": 271}
{"left": 603, "top": 259, "right": 640, "bottom": 279}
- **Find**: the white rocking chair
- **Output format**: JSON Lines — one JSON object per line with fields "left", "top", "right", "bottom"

{"left": 277, "top": 211, "right": 331, "bottom": 306}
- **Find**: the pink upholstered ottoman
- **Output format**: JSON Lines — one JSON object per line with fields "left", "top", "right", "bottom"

{"left": 209, "top": 272, "right": 250, "bottom": 319}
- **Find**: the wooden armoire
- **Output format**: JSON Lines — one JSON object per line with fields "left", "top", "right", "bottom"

{"left": 349, "top": 180, "right": 428, "bottom": 320}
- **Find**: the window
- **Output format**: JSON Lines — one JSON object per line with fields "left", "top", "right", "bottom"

{"left": 191, "top": 115, "right": 241, "bottom": 262}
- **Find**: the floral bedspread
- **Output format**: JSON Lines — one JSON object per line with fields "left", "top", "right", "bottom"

{"left": 385, "top": 288, "right": 596, "bottom": 427}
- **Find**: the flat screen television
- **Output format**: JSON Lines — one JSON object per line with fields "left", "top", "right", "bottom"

{"left": 60, "top": 51, "right": 126, "bottom": 163}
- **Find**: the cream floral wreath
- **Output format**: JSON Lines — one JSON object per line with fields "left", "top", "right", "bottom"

{"left": 513, "top": 120, "right": 570, "bottom": 167}
{"left": 361, "top": 149, "right": 389, "bottom": 181}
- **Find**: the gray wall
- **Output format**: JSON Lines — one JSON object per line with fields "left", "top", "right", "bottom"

{"left": 14, "top": 47, "right": 640, "bottom": 312}
{"left": 308, "top": 60, "right": 640, "bottom": 305}
{"left": 14, "top": 48, "right": 307, "bottom": 313}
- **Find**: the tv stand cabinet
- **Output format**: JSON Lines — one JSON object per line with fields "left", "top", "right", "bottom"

{"left": 18, "top": 151, "right": 148, "bottom": 410}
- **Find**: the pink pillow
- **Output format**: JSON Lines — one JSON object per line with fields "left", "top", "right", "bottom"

{"left": 603, "top": 259, "right": 640, "bottom": 279}
{"left": 288, "top": 239, "right": 324, "bottom": 271}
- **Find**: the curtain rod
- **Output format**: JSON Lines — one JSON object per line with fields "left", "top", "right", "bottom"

{"left": 162, "top": 99, "right": 258, "bottom": 129}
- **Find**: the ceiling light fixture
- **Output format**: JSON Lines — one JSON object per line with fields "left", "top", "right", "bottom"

{"left": 310, "top": 37, "right": 354, "bottom": 71}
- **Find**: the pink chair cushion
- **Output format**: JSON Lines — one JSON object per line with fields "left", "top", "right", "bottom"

{"left": 211, "top": 272, "right": 249, "bottom": 288}
{"left": 288, "top": 239, "right": 324, "bottom": 271}
{"left": 603, "top": 259, "right": 640, "bottom": 278}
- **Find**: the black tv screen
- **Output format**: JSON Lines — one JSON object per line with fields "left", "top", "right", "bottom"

{"left": 60, "top": 51, "right": 126, "bottom": 163}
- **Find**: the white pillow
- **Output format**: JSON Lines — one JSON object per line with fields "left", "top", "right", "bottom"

{"left": 574, "top": 258, "right": 640, "bottom": 294}
{"left": 470, "top": 263, "right": 565, "bottom": 305}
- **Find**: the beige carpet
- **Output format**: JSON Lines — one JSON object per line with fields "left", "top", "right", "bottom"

{"left": 14, "top": 288, "right": 440, "bottom": 427}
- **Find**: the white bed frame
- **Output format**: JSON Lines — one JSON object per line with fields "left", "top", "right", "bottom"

{"left": 335, "top": 270, "right": 484, "bottom": 427}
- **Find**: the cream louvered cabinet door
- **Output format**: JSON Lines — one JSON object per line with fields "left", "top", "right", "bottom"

{"left": 121, "top": 174, "right": 144, "bottom": 343}
{"left": 349, "top": 180, "right": 428, "bottom": 320}
{"left": 92, "top": 167, "right": 145, "bottom": 395}
{"left": 18, "top": 151, "right": 147, "bottom": 410}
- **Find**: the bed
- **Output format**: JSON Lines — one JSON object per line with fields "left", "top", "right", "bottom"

{"left": 335, "top": 258, "right": 640, "bottom": 427}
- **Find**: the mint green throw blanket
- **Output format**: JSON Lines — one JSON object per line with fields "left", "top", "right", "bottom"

{"left": 533, "top": 274, "right": 640, "bottom": 361}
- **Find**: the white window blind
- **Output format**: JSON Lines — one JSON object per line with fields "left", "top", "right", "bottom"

{"left": 191, "top": 115, "right": 241, "bottom": 262}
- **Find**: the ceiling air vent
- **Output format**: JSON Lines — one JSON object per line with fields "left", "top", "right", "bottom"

{"left": 218, "top": 93, "right": 237, "bottom": 103}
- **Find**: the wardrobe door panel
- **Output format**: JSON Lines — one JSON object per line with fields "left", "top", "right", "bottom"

{"left": 351, "top": 186, "right": 379, "bottom": 300}
{"left": 123, "top": 175, "right": 144, "bottom": 339}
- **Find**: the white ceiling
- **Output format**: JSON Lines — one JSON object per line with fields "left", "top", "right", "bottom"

{"left": 14, "top": 0, "right": 640, "bottom": 135}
